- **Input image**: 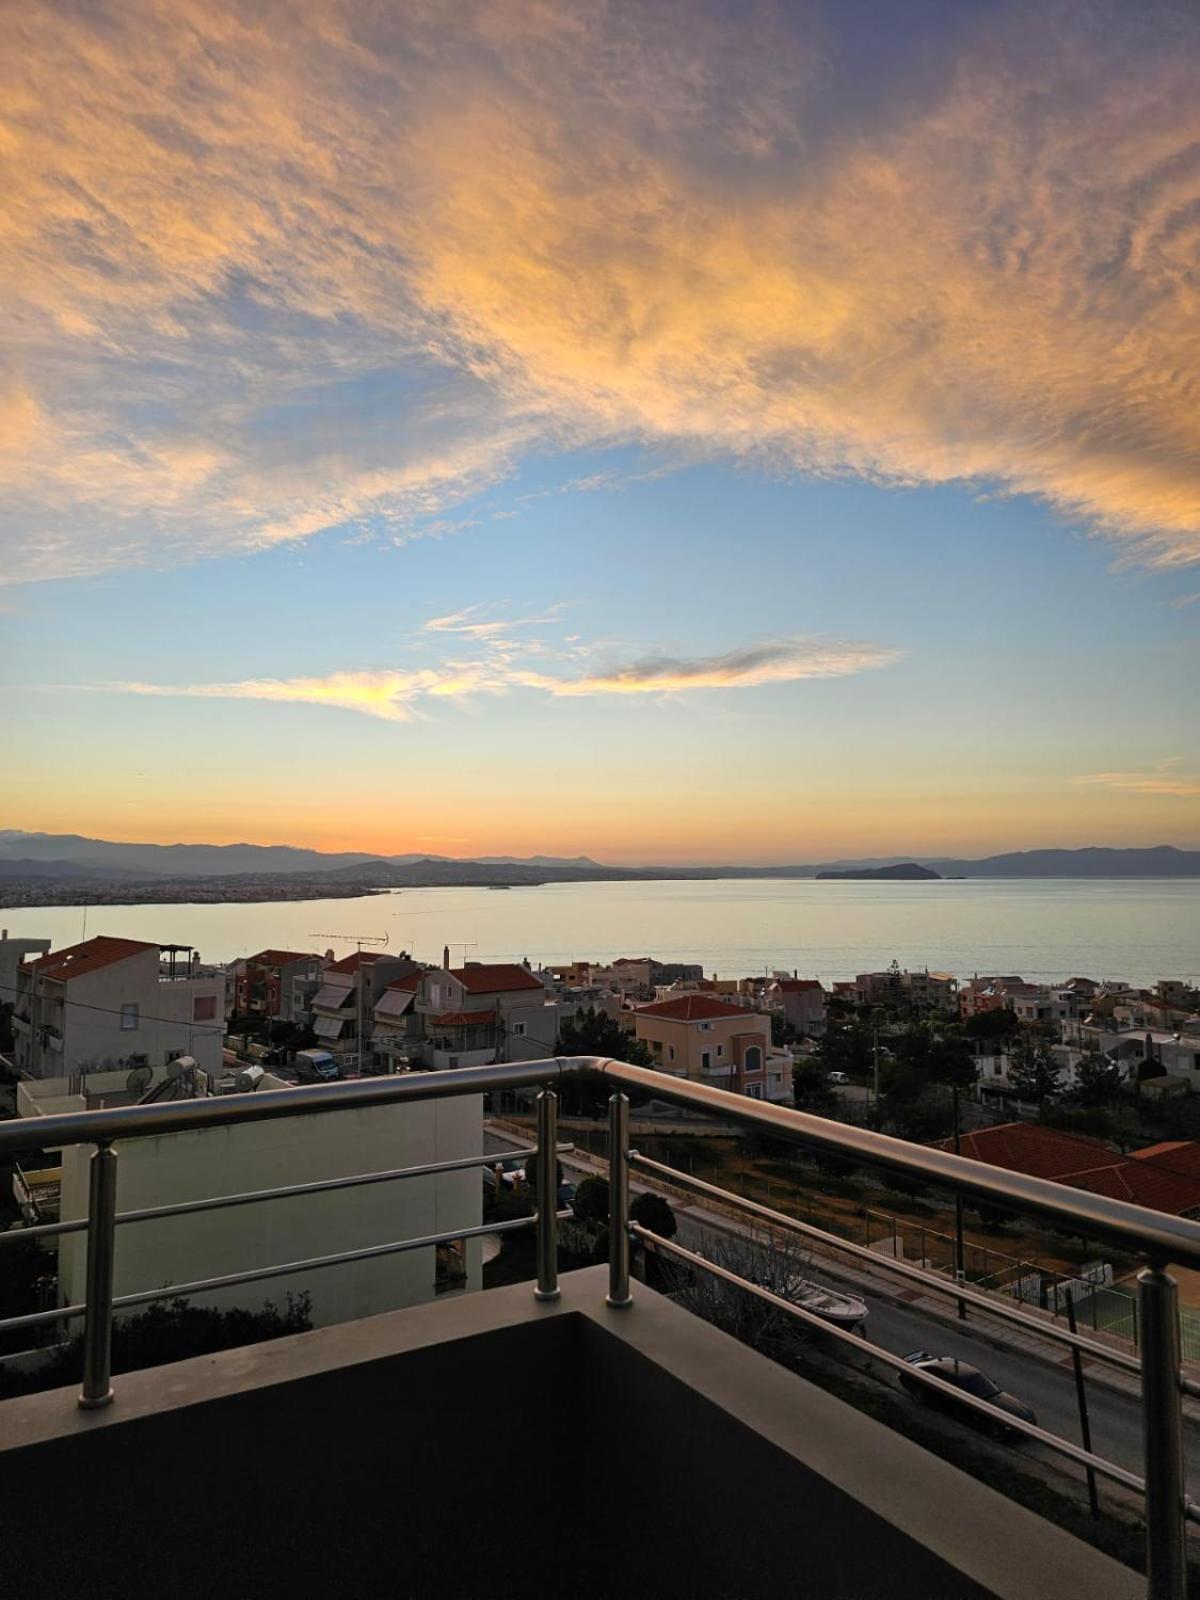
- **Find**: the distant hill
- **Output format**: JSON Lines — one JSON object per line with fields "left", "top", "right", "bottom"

{"left": 926, "top": 846, "right": 1200, "bottom": 878}
{"left": 1, "top": 832, "right": 1196, "bottom": 885}
{"left": 816, "top": 863, "right": 941, "bottom": 881}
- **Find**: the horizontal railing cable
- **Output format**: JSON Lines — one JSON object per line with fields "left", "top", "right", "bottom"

{"left": 627, "top": 1150, "right": 1145, "bottom": 1382}
{"left": 0, "top": 1143, "right": 573, "bottom": 1245}
{"left": 632, "top": 1223, "right": 1172, "bottom": 1505}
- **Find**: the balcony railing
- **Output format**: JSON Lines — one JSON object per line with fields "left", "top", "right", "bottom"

{"left": 1, "top": 1056, "right": 1199, "bottom": 1599}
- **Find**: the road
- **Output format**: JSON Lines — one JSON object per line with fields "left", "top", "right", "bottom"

{"left": 484, "top": 1127, "right": 1200, "bottom": 1492}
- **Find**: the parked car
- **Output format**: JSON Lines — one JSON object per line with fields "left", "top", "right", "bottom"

{"left": 827, "top": 1071, "right": 849, "bottom": 1085}
{"left": 898, "top": 1352, "right": 1037, "bottom": 1439}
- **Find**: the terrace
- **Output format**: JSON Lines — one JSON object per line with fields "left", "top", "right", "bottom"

{"left": 0, "top": 1059, "right": 1195, "bottom": 1598}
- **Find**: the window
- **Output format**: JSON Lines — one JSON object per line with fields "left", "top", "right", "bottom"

{"left": 701, "top": 1051, "right": 711, "bottom": 1070}
{"left": 716, "top": 1044, "right": 723, "bottom": 1058}
{"left": 511, "top": 1021, "right": 527, "bottom": 1037}
{"left": 193, "top": 995, "right": 216, "bottom": 1022}
{"left": 746, "top": 1084, "right": 763, "bottom": 1099}
{"left": 667, "top": 1045, "right": 675, "bottom": 1061}
{"left": 120, "top": 1003, "right": 139, "bottom": 1032}
{"left": 743, "top": 1045, "right": 762, "bottom": 1073}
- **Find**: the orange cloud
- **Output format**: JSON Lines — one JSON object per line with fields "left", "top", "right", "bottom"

{"left": 3, "top": 1, "right": 1200, "bottom": 581}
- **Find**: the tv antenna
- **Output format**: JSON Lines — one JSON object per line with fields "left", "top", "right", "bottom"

{"left": 310, "top": 931, "right": 388, "bottom": 1075}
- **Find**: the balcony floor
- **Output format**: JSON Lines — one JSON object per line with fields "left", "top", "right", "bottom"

{"left": 1, "top": 1267, "right": 1139, "bottom": 1599}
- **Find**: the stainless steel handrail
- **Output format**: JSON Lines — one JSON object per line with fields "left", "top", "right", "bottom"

{"left": 0, "top": 1143, "right": 575, "bottom": 1244}
{"left": 4, "top": 1055, "right": 1200, "bottom": 1269}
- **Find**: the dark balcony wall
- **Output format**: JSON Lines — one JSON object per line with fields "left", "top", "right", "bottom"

{"left": 1, "top": 1276, "right": 1138, "bottom": 1600}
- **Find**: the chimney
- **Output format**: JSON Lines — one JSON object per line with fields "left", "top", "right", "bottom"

{"left": 443, "top": 945, "right": 450, "bottom": 970}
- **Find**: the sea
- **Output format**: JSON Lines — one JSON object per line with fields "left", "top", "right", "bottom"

{"left": 3, "top": 878, "right": 1198, "bottom": 987}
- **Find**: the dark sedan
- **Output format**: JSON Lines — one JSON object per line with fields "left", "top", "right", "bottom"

{"left": 898, "top": 1351, "right": 1038, "bottom": 1440}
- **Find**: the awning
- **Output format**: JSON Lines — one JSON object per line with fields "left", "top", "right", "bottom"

{"left": 313, "top": 1015, "right": 347, "bottom": 1040}
{"left": 374, "top": 989, "right": 416, "bottom": 1022}
{"left": 311, "top": 981, "right": 353, "bottom": 1012}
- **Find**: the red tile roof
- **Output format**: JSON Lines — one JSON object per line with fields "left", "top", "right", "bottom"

{"left": 28, "top": 936, "right": 158, "bottom": 984}
{"left": 935, "top": 1123, "right": 1200, "bottom": 1217}
{"left": 430, "top": 1009, "right": 497, "bottom": 1028}
{"left": 777, "top": 979, "right": 824, "bottom": 993}
{"left": 244, "top": 949, "right": 318, "bottom": 968}
{"left": 1131, "top": 1142, "right": 1200, "bottom": 1181}
{"left": 386, "top": 973, "right": 422, "bottom": 993}
{"left": 637, "top": 995, "right": 755, "bottom": 1022}
{"left": 450, "top": 964, "right": 544, "bottom": 994}
{"left": 327, "top": 951, "right": 389, "bottom": 974}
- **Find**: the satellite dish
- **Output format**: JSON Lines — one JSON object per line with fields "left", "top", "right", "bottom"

{"left": 126, "top": 1065, "right": 153, "bottom": 1095}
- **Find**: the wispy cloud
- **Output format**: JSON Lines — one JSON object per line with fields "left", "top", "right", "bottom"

{"left": 422, "top": 604, "right": 562, "bottom": 639}
{"left": 74, "top": 631, "right": 901, "bottom": 722}
{"left": 4, "top": 2, "right": 1200, "bottom": 581}
{"left": 1072, "top": 763, "right": 1200, "bottom": 798}
{"left": 531, "top": 639, "right": 903, "bottom": 697}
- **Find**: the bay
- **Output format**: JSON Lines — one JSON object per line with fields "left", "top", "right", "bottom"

{"left": 2, "top": 878, "right": 1197, "bottom": 987}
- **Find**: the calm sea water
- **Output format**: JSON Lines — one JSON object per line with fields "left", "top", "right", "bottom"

{"left": 3, "top": 878, "right": 1197, "bottom": 985}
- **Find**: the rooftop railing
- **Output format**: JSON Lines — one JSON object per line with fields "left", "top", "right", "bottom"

{"left": 1, "top": 1055, "right": 1199, "bottom": 1599}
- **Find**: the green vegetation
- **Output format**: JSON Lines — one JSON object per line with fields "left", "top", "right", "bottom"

{"left": 0, "top": 1294, "right": 312, "bottom": 1400}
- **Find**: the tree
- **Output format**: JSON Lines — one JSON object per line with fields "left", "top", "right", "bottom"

{"left": 555, "top": 1008, "right": 653, "bottom": 1068}
{"left": 1007, "top": 1031, "right": 1062, "bottom": 1101}
{"left": 664, "top": 1234, "right": 815, "bottom": 1370}
{"left": 630, "top": 1191, "right": 678, "bottom": 1239}
{"left": 572, "top": 1174, "right": 610, "bottom": 1223}
{"left": 792, "top": 1056, "right": 834, "bottom": 1109}
{"left": 963, "top": 1008, "right": 1020, "bottom": 1044}
{"left": 1073, "top": 1048, "right": 1123, "bottom": 1107}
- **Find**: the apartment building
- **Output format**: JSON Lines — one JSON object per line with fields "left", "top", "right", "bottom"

{"left": 414, "top": 957, "right": 559, "bottom": 1069}
{"left": 234, "top": 948, "right": 326, "bottom": 1025}
{"left": 370, "top": 972, "right": 424, "bottom": 1070}
{"left": 310, "top": 951, "right": 424, "bottom": 1071}
{"left": 12, "top": 936, "right": 224, "bottom": 1080}
{"left": 771, "top": 977, "right": 827, "bottom": 1036}
{"left": 634, "top": 994, "right": 791, "bottom": 1103}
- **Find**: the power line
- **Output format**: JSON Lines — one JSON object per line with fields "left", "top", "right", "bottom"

{"left": 0, "top": 978, "right": 224, "bottom": 1036}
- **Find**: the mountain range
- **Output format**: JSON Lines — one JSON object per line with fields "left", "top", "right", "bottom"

{"left": 1, "top": 832, "right": 1198, "bottom": 882}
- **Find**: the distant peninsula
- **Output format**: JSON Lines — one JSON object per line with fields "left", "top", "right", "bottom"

{"left": 815, "top": 863, "right": 942, "bottom": 881}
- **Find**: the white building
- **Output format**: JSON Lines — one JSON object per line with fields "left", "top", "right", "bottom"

{"left": 12, "top": 936, "right": 225, "bottom": 1081}
{"left": 414, "top": 958, "right": 561, "bottom": 1069}
{"left": 18, "top": 1072, "right": 484, "bottom": 1328}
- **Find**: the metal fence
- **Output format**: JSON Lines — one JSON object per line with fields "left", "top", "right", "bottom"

{"left": 1, "top": 1056, "right": 1199, "bottom": 1599}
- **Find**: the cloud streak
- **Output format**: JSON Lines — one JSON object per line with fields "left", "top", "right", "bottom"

{"left": 1072, "top": 765, "right": 1200, "bottom": 798}
{"left": 76, "top": 634, "right": 901, "bottom": 721}
{"left": 4, "top": 1, "right": 1200, "bottom": 581}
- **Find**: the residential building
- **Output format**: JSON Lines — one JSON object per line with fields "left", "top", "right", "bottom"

{"left": 11, "top": 936, "right": 224, "bottom": 1080}
{"left": 310, "top": 951, "right": 423, "bottom": 1071}
{"left": 634, "top": 994, "right": 791, "bottom": 1102}
{"left": 771, "top": 976, "right": 827, "bottom": 1037}
{"left": 17, "top": 1070, "right": 483, "bottom": 1327}
{"left": 413, "top": 957, "right": 559, "bottom": 1069}
{"left": 958, "top": 975, "right": 1027, "bottom": 1018}
{"left": 370, "top": 972, "right": 424, "bottom": 1071}
{"left": 233, "top": 948, "right": 326, "bottom": 1025}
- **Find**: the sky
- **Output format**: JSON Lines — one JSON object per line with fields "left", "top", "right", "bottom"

{"left": 2, "top": 0, "right": 1199, "bottom": 865}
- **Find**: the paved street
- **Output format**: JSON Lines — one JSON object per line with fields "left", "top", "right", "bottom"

{"left": 485, "top": 1125, "right": 1200, "bottom": 1493}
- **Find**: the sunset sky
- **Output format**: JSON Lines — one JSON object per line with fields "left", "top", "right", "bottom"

{"left": 2, "top": 0, "right": 1199, "bottom": 863}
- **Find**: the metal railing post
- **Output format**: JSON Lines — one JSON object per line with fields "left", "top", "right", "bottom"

{"left": 78, "top": 1142, "right": 119, "bottom": 1410}
{"left": 1139, "top": 1265, "right": 1186, "bottom": 1600}
{"left": 607, "top": 1093, "right": 632, "bottom": 1308}
{"left": 534, "top": 1089, "right": 559, "bottom": 1301}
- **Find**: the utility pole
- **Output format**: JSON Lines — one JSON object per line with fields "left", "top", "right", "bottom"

{"left": 310, "top": 931, "right": 387, "bottom": 1075}
{"left": 872, "top": 1029, "right": 880, "bottom": 1105}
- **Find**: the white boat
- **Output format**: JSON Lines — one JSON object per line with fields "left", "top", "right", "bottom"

{"left": 785, "top": 1278, "right": 869, "bottom": 1332}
